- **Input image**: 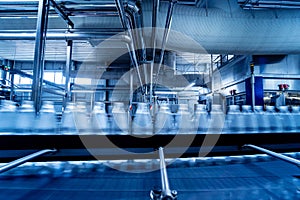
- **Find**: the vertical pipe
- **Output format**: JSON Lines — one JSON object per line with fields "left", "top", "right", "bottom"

{"left": 9, "top": 60, "right": 15, "bottom": 100}
{"left": 159, "top": 147, "right": 172, "bottom": 197}
{"left": 250, "top": 63, "right": 255, "bottom": 109}
{"left": 150, "top": 0, "right": 160, "bottom": 105}
{"left": 31, "top": 0, "right": 49, "bottom": 113}
{"left": 63, "top": 39, "right": 73, "bottom": 110}
{"left": 154, "top": 0, "right": 177, "bottom": 88}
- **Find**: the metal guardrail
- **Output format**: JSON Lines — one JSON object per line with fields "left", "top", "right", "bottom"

{"left": 243, "top": 144, "right": 300, "bottom": 167}
{"left": 0, "top": 149, "right": 57, "bottom": 174}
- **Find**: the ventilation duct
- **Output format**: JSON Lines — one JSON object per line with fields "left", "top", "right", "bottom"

{"left": 142, "top": 0, "right": 300, "bottom": 54}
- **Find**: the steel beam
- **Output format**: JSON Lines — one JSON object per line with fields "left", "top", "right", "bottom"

{"left": 63, "top": 39, "right": 73, "bottom": 109}
{"left": 49, "top": 0, "right": 74, "bottom": 28}
{"left": 31, "top": 0, "right": 50, "bottom": 113}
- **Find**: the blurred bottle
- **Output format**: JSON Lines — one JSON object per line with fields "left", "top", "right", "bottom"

{"left": 61, "top": 102, "right": 77, "bottom": 133}
{"left": 111, "top": 102, "right": 129, "bottom": 134}
{"left": 0, "top": 100, "right": 17, "bottom": 132}
{"left": 74, "top": 102, "right": 91, "bottom": 132}
{"left": 254, "top": 106, "right": 269, "bottom": 133}
{"left": 265, "top": 106, "right": 282, "bottom": 133}
{"left": 155, "top": 104, "right": 173, "bottom": 134}
{"left": 91, "top": 102, "right": 109, "bottom": 134}
{"left": 208, "top": 104, "right": 224, "bottom": 133}
{"left": 224, "top": 105, "right": 240, "bottom": 133}
{"left": 194, "top": 104, "right": 209, "bottom": 134}
{"left": 291, "top": 106, "right": 300, "bottom": 132}
{"left": 278, "top": 106, "right": 292, "bottom": 132}
{"left": 174, "top": 104, "right": 193, "bottom": 134}
{"left": 16, "top": 101, "right": 35, "bottom": 133}
{"left": 36, "top": 101, "right": 57, "bottom": 133}
{"left": 132, "top": 102, "right": 152, "bottom": 135}
{"left": 241, "top": 105, "right": 257, "bottom": 133}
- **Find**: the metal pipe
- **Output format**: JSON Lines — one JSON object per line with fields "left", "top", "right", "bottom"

{"left": 31, "top": 0, "right": 49, "bottom": 113}
{"left": 154, "top": 0, "right": 177, "bottom": 89}
{"left": 150, "top": 0, "right": 160, "bottom": 104}
{"left": 159, "top": 147, "right": 172, "bottom": 198}
{"left": 0, "top": 149, "right": 57, "bottom": 174}
{"left": 0, "top": 32, "right": 130, "bottom": 41}
{"left": 243, "top": 144, "right": 300, "bottom": 167}
{"left": 63, "top": 39, "right": 73, "bottom": 109}
{"left": 49, "top": 0, "right": 74, "bottom": 27}
{"left": 115, "top": 0, "right": 144, "bottom": 93}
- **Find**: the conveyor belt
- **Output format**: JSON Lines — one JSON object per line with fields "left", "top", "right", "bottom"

{"left": 0, "top": 133, "right": 298, "bottom": 161}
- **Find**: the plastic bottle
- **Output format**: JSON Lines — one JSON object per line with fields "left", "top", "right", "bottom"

{"left": 111, "top": 102, "right": 129, "bottom": 135}
{"left": 91, "top": 102, "right": 109, "bottom": 134}
{"left": 132, "top": 102, "right": 152, "bottom": 135}
{"left": 194, "top": 104, "right": 209, "bottom": 134}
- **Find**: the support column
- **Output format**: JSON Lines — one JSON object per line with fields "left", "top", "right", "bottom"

{"left": 63, "top": 39, "right": 73, "bottom": 110}
{"left": 31, "top": 0, "right": 50, "bottom": 113}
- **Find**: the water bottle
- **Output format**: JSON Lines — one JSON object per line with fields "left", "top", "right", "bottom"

{"left": 194, "top": 104, "right": 209, "bottom": 134}
{"left": 61, "top": 102, "right": 77, "bottom": 133}
{"left": 74, "top": 102, "right": 91, "bottom": 133}
{"left": 155, "top": 104, "right": 173, "bottom": 134}
{"left": 36, "top": 101, "right": 56, "bottom": 133}
{"left": 266, "top": 106, "right": 282, "bottom": 133}
{"left": 132, "top": 103, "right": 152, "bottom": 135}
{"left": 241, "top": 105, "right": 257, "bottom": 133}
{"left": 253, "top": 106, "right": 265, "bottom": 133}
{"left": 224, "top": 105, "right": 241, "bottom": 133}
{"left": 91, "top": 102, "right": 109, "bottom": 134}
{"left": 278, "top": 106, "right": 292, "bottom": 132}
{"left": 291, "top": 106, "right": 300, "bottom": 132}
{"left": 16, "top": 101, "right": 36, "bottom": 133}
{"left": 111, "top": 102, "right": 129, "bottom": 135}
{"left": 0, "top": 100, "right": 17, "bottom": 133}
{"left": 175, "top": 104, "right": 193, "bottom": 134}
{"left": 208, "top": 104, "right": 224, "bottom": 133}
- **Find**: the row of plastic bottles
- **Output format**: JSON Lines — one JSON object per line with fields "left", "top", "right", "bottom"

{"left": 223, "top": 105, "right": 300, "bottom": 133}
{"left": 1, "top": 99, "right": 300, "bottom": 134}
{"left": 0, "top": 100, "right": 56, "bottom": 133}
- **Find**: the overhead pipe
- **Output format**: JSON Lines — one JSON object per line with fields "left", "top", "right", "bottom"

{"left": 149, "top": 0, "right": 160, "bottom": 105}
{"left": 0, "top": 32, "right": 131, "bottom": 42}
{"left": 154, "top": 0, "right": 177, "bottom": 89}
{"left": 115, "top": 0, "right": 145, "bottom": 95}
{"left": 31, "top": 0, "right": 49, "bottom": 114}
